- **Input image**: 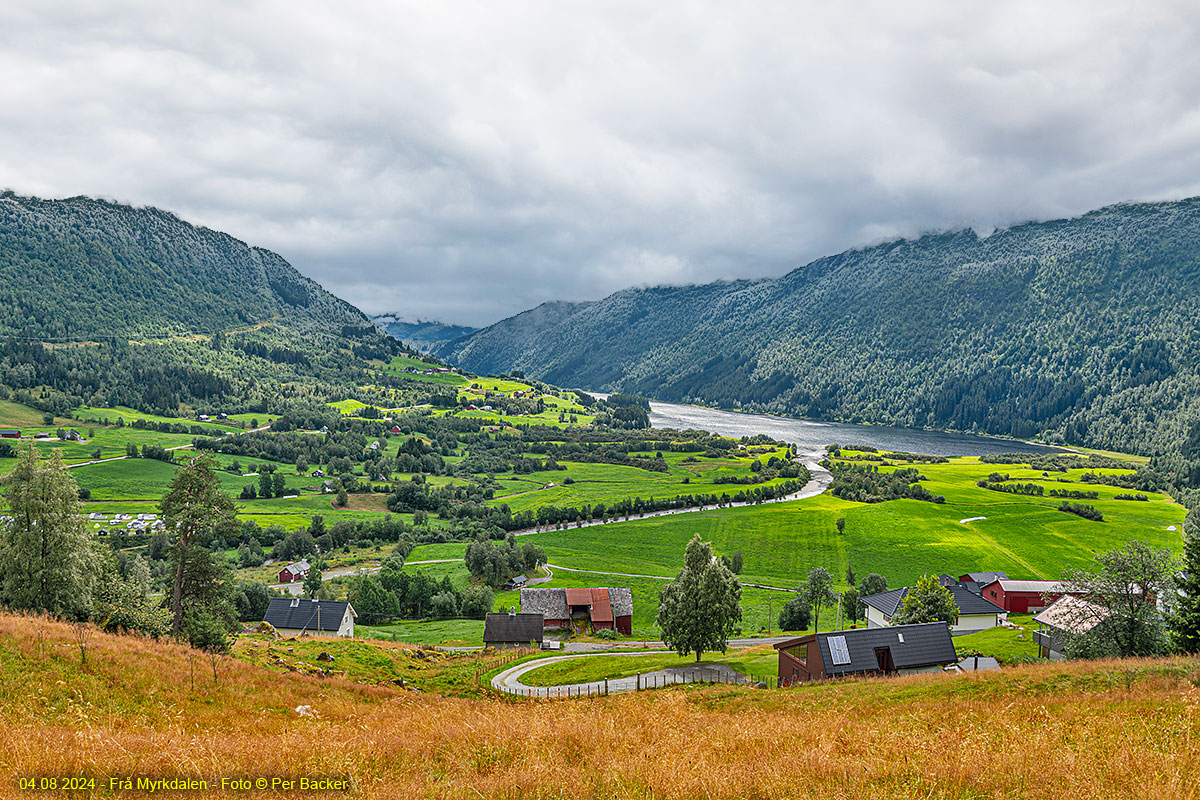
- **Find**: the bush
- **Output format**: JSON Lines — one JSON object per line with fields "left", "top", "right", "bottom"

{"left": 778, "top": 597, "right": 812, "bottom": 632}
{"left": 594, "top": 628, "right": 618, "bottom": 640}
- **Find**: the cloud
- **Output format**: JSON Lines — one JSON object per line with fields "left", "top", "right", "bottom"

{"left": 2, "top": 1, "right": 1200, "bottom": 326}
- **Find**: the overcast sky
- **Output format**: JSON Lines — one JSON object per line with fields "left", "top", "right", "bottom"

{"left": 3, "top": 2, "right": 1200, "bottom": 327}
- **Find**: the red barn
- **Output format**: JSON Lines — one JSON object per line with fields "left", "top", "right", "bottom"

{"left": 277, "top": 559, "right": 310, "bottom": 584}
{"left": 520, "top": 587, "right": 633, "bottom": 636}
{"left": 979, "top": 579, "right": 1069, "bottom": 613}
{"left": 390, "top": 426, "right": 402, "bottom": 435}
{"left": 0, "top": 430, "right": 20, "bottom": 439}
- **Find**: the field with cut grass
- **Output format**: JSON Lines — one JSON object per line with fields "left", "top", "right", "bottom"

{"left": 522, "top": 453, "right": 1186, "bottom": 594}
{"left": 1, "top": 612, "right": 1197, "bottom": 799}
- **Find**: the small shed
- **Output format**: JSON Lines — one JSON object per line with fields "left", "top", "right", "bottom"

{"left": 979, "top": 579, "right": 1071, "bottom": 613}
{"left": 483, "top": 612, "right": 544, "bottom": 648}
{"left": 0, "top": 430, "right": 20, "bottom": 439}
{"left": 277, "top": 559, "right": 311, "bottom": 583}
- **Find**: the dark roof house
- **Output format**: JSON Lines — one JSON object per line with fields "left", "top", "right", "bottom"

{"left": 483, "top": 612, "right": 544, "bottom": 648}
{"left": 774, "top": 622, "right": 958, "bottom": 684}
{"left": 263, "top": 598, "right": 356, "bottom": 637}
{"left": 862, "top": 583, "right": 1007, "bottom": 633}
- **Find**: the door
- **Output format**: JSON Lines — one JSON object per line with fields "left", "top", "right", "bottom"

{"left": 874, "top": 647, "right": 896, "bottom": 673}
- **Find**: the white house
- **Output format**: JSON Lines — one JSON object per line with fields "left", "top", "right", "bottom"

{"left": 862, "top": 583, "right": 1007, "bottom": 634}
{"left": 262, "top": 598, "right": 356, "bottom": 638}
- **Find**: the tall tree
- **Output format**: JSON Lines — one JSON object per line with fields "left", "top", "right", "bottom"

{"left": 799, "top": 567, "right": 837, "bottom": 633}
{"left": 860, "top": 573, "right": 888, "bottom": 597}
{"left": 0, "top": 446, "right": 94, "bottom": 618}
{"left": 1060, "top": 540, "right": 1177, "bottom": 658}
{"left": 657, "top": 534, "right": 742, "bottom": 662}
{"left": 160, "top": 453, "right": 238, "bottom": 636}
{"left": 303, "top": 562, "right": 324, "bottom": 599}
{"left": 890, "top": 574, "right": 959, "bottom": 626}
{"left": 1173, "top": 510, "right": 1200, "bottom": 654}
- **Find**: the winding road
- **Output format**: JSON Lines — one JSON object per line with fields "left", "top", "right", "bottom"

{"left": 490, "top": 651, "right": 754, "bottom": 698}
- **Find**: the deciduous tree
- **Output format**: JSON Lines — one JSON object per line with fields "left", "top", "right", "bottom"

{"left": 657, "top": 534, "right": 742, "bottom": 662}
{"left": 891, "top": 574, "right": 958, "bottom": 626}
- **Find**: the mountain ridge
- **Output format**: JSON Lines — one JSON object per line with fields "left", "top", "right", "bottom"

{"left": 435, "top": 196, "right": 1200, "bottom": 458}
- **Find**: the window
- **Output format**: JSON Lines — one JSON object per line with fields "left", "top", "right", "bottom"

{"left": 798, "top": 644, "right": 808, "bottom": 663}
{"left": 828, "top": 635, "right": 851, "bottom": 665}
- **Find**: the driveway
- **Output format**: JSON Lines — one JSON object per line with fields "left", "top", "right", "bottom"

{"left": 491, "top": 651, "right": 752, "bottom": 698}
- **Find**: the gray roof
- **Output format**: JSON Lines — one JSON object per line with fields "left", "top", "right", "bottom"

{"left": 483, "top": 613, "right": 544, "bottom": 644}
{"left": 962, "top": 572, "right": 1009, "bottom": 583}
{"left": 806, "top": 622, "right": 958, "bottom": 675}
{"left": 862, "top": 584, "right": 1005, "bottom": 617}
{"left": 263, "top": 598, "right": 353, "bottom": 632}
{"left": 520, "top": 587, "right": 633, "bottom": 618}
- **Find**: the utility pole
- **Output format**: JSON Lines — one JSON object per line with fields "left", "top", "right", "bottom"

{"left": 767, "top": 596, "right": 772, "bottom": 636}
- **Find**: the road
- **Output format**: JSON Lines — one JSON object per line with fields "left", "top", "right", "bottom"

{"left": 491, "top": 651, "right": 753, "bottom": 697}
{"left": 511, "top": 460, "right": 831, "bottom": 537}
{"left": 65, "top": 424, "right": 272, "bottom": 469}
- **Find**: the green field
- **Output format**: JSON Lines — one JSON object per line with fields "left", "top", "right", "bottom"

{"left": 489, "top": 447, "right": 792, "bottom": 513}
{"left": 520, "top": 454, "right": 1186, "bottom": 595}
{"left": 516, "top": 645, "right": 780, "bottom": 687}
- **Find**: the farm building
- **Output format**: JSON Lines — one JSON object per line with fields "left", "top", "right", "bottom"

{"left": 1032, "top": 595, "right": 1108, "bottom": 659}
{"left": 979, "top": 578, "right": 1074, "bottom": 613}
{"left": 956, "top": 571, "right": 1009, "bottom": 595}
{"left": 774, "top": 622, "right": 957, "bottom": 684}
{"left": 483, "top": 612, "right": 544, "bottom": 648}
{"left": 391, "top": 425, "right": 402, "bottom": 435}
{"left": 862, "top": 583, "right": 1007, "bottom": 633}
{"left": 263, "top": 598, "right": 356, "bottom": 638}
{"left": 277, "top": 560, "right": 311, "bottom": 583}
{"left": 520, "top": 587, "right": 633, "bottom": 635}
{"left": 0, "top": 430, "right": 20, "bottom": 439}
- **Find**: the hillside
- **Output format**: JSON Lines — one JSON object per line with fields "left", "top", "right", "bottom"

{"left": 0, "top": 193, "right": 412, "bottom": 416}
{"left": 436, "top": 197, "right": 1200, "bottom": 459}
{"left": 371, "top": 314, "right": 478, "bottom": 351}
{"left": 1, "top": 612, "right": 1196, "bottom": 798}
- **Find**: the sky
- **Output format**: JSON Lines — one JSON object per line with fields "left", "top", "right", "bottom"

{"left": 3, "top": 2, "right": 1200, "bottom": 327}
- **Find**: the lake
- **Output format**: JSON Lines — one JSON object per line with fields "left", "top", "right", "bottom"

{"left": 641, "top": 399, "right": 1063, "bottom": 460}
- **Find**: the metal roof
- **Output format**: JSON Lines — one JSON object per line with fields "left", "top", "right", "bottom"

{"left": 992, "top": 579, "right": 1066, "bottom": 593}
{"left": 262, "top": 598, "right": 354, "bottom": 632}
{"left": 777, "top": 622, "right": 958, "bottom": 676}
{"left": 564, "top": 587, "right": 593, "bottom": 606}
{"left": 483, "top": 613, "right": 544, "bottom": 644}
{"left": 520, "top": 587, "right": 633, "bottom": 619}
{"left": 589, "top": 588, "right": 613, "bottom": 623}
{"left": 1032, "top": 595, "right": 1107, "bottom": 634}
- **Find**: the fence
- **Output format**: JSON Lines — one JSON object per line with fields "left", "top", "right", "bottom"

{"left": 499, "top": 665, "right": 784, "bottom": 699}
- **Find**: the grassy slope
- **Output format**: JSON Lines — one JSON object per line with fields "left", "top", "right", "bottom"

{"left": 0, "top": 613, "right": 1196, "bottom": 799}
{"left": 524, "top": 455, "right": 1186, "bottom": 590}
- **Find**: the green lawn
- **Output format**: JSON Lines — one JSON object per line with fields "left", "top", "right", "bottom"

{"left": 357, "top": 618, "right": 485, "bottom": 646}
{"left": 954, "top": 614, "right": 1041, "bottom": 664}
{"left": 517, "top": 645, "right": 780, "bottom": 687}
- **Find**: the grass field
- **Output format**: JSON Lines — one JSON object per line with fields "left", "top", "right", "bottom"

{"left": 3, "top": 612, "right": 1197, "bottom": 799}
{"left": 523, "top": 454, "right": 1186, "bottom": 595}
{"left": 953, "top": 614, "right": 1040, "bottom": 664}
{"left": 517, "top": 645, "right": 780, "bottom": 686}
{"left": 489, "top": 447, "right": 793, "bottom": 513}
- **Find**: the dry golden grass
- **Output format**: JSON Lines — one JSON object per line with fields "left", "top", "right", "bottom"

{"left": 0, "top": 612, "right": 1197, "bottom": 799}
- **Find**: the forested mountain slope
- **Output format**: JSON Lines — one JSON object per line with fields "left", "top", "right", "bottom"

{"left": 0, "top": 192, "right": 367, "bottom": 339}
{"left": 437, "top": 197, "right": 1200, "bottom": 458}
{"left": 0, "top": 193, "right": 409, "bottom": 416}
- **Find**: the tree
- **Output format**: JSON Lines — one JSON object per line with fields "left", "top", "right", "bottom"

{"left": 0, "top": 446, "right": 94, "bottom": 618}
{"left": 1060, "top": 540, "right": 1177, "bottom": 658}
{"left": 296, "top": 455, "right": 308, "bottom": 474}
{"left": 349, "top": 574, "right": 397, "bottom": 625}
{"left": 1173, "top": 510, "right": 1200, "bottom": 654}
{"left": 258, "top": 471, "right": 273, "bottom": 499}
{"left": 160, "top": 453, "right": 238, "bottom": 637}
{"left": 891, "top": 574, "right": 958, "bottom": 626}
{"left": 730, "top": 551, "right": 743, "bottom": 575}
{"left": 336, "top": 486, "right": 348, "bottom": 507}
{"left": 459, "top": 585, "right": 494, "bottom": 619}
{"left": 841, "top": 586, "right": 862, "bottom": 624}
{"left": 303, "top": 563, "right": 323, "bottom": 599}
{"left": 656, "top": 534, "right": 742, "bottom": 662}
{"left": 845, "top": 559, "right": 856, "bottom": 586}
{"left": 271, "top": 471, "right": 286, "bottom": 498}
{"left": 798, "top": 567, "right": 837, "bottom": 633}
{"left": 861, "top": 573, "right": 887, "bottom": 597}
{"left": 778, "top": 597, "right": 812, "bottom": 631}
{"left": 836, "top": 517, "right": 846, "bottom": 534}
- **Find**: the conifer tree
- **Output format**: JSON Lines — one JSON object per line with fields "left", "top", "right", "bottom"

{"left": 1171, "top": 510, "right": 1200, "bottom": 654}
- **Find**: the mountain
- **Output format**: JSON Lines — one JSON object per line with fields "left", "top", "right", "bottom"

{"left": 0, "top": 193, "right": 409, "bottom": 415}
{"left": 371, "top": 314, "right": 477, "bottom": 351}
{"left": 436, "top": 197, "right": 1200, "bottom": 458}
{"left": 0, "top": 192, "right": 369, "bottom": 339}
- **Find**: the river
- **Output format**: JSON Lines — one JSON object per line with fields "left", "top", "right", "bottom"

{"left": 639, "top": 399, "right": 1062, "bottom": 461}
